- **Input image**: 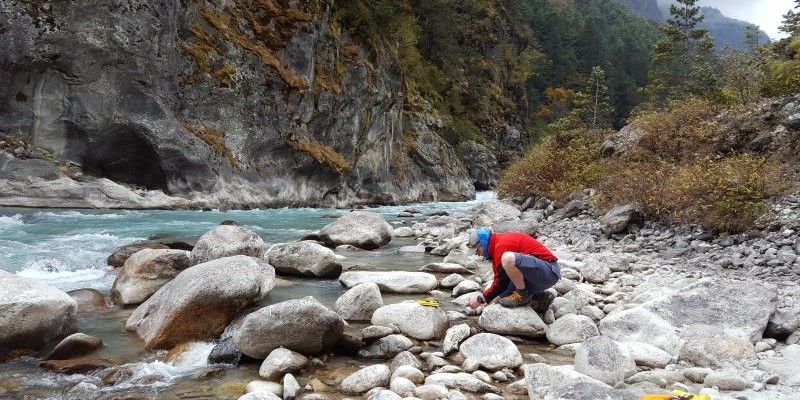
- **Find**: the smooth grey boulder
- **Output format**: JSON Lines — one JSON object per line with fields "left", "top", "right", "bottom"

{"left": 599, "top": 204, "right": 641, "bottom": 235}
{"left": 452, "top": 280, "right": 481, "bottom": 296}
{"left": 333, "top": 282, "right": 384, "bottom": 321}
{"left": 126, "top": 255, "right": 275, "bottom": 349}
{"left": 442, "top": 324, "right": 471, "bottom": 355}
{"left": 318, "top": 212, "right": 393, "bottom": 250}
{"left": 283, "top": 373, "right": 300, "bottom": 400}
{"left": 600, "top": 278, "right": 777, "bottom": 356}
{"left": 340, "top": 271, "right": 438, "bottom": 294}
{"left": 478, "top": 304, "right": 547, "bottom": 338}
{"left": 442, "top": 250, "right": 481, "bottom": 270}
{"left": 619, "top": 341, "right": 673, "bottom": 369}
{"left": 0, "top": 271, "right": 76, "bottom": 355}
{"left": 758, "top": 344, "right": 800, "bottom": 386}
{"left": 371, "top": 301, "right": 449, "bottom": 340}
{"left": 419, "top": 263, "right": 472, "bottom": 274}
{"left": 523, "top": 363, "right": 636, "bottom": 400}
{"left": 259, "top": 348, "right": 308, "bottom": 380}
{"left": 340, "top": 364, "right": 391, "bottom": 394}
{"left": 239, "top": 392, "right": 282, "bottom": 400}
{"left": 45, "top": 333, "right": 103, "bottom": 360}
{"left": 703, "top": 370, "right": 752, "bottom": 391}
{"left": 369, "top": 389, "right": 403, "bottom": 400}
{"left": 424, "top": 373, "right": 499, "bottom": 394}
{"left": 266, "top": 241, "right": 342, "bottom": 278}
{"left": 246, "top": 381, "right": 283, "bottom": 396}
{"left": 391, "top": 351, "right": 423, "bottom": 371}
{"left": 678, "top": 336, "right": 756, "bottom": 368}
{"left": 392, "top": 365, "right": 425, "bottom": 384}
{"left": 190, "top": 225, "right": 265, "bottom": 265}
{"left": 359, "top": 334, "right": 413, "bottom": 359}
{"left": 107, "top": 241, "right": 170, "bottom": 268}
{"left": 491, "top": 219, "right": 539, "bottom": 236}
{"left": 571, "top": 258, "right": 611, "bottom": 284}
{"left": 440, "top": 274, "right": 465, "bottom": 289}
{"left": 110, "top": 248, "right": 192, "bottom": 306}
{"left": 546, "top": 314, "right": 599, "bottom": 346}
{"left": 469, "top": 201, "right": 521, "bottom": 226}
{"left": 574, "top": 336, "right": 636, "bottom": 385}
{"left": 389, "top": 376, "right": 416, "bottom": 397}
{"left": 459, "top": 333, "right": 522, "bottom": 371}
{"left": 67, "top": 288, "right": 108, "bottom": 315}
{"left": 362, "top": 325, "right": 395, "bottom": 342}
{"left": 234, "top": 297, "right": 344, "bottom": 358}
{"left": 766, "top": 305, "right": 800, "bottom": 339}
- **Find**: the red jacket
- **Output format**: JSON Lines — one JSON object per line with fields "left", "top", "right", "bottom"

{"left": 483, "top": 231, "right": 557, "bottom": 302}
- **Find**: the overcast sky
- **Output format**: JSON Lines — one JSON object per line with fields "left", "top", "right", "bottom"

{"left": 700, "top": 0, "right": 795, "bottom": 39}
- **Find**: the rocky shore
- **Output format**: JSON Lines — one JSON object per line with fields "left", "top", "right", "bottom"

{"left": 1, "top": 195, "right": 799, "bottom": 399}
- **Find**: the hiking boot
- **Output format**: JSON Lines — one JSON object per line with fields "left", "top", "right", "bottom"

{"left": 531, "top": 291, "right": 555, "bottom": 314}
{"left": 499, "top": 289, "right": 532, "bottom": 308}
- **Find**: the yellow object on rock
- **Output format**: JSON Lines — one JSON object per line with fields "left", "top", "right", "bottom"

{"left": 416, "top": 299, "right": 440, "bottom": 307}
{"left": 639, "top": 390, "right": 711, "bottom": 400}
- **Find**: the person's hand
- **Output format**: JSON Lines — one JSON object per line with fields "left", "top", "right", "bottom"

{"left": 468, "top": 294, "right": 485, "bottom": 310}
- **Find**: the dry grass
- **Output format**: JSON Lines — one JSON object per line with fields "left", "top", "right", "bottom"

{"left": 286, "top": 138, "right": 350, "bottom": 174}
{"left": 182, "top": 122, "right": 238, "bottom": 168}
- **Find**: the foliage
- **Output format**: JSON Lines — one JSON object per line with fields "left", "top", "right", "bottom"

{"left": 286, "top": 138, "right": 351, "bottom": 174}
{"left": 182, "top": 122, "right": 238, "bottom": 168}
{"left": 761, "top": 1, "right": 800, "bottom": 98}
{"left": 568, "top": 66, "right": 614, "bottom": 130}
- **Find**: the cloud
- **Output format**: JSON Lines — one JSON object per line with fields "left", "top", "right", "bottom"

{"left": 699, "top": 0, "right": 795, "bottom": 39}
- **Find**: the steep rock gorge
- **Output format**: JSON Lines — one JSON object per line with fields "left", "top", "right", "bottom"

{"left": 0, "top": 0, "right": 474, "bottom": 208}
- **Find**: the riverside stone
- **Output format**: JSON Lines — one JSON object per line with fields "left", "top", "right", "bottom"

{"left": 424, "top": 373, "right": 499, "bottom": 394}
{"left": 234, "top": 297, "right": 344, "bottom": 358}
{"left": 574, "top": 336, "right": 636, "bottom": 385}
{"left": 678, "top": 336, "right": 756, "bottom": 368}
{"left": 442, "top": 324, "right": 471, "bottom": 355}
{"left": 126, "top": 256, "right": 274, "bottom": 349}
{"left": 389, "top": 376, "right": 416, "bottom": 397}
{"left": 371, "top": 302, "right": 449, "bottom": 340}
{"left": 478, "top": 304, "right": 547, "bottom": 338}
{"left": 459, "top": 333, "right": 523, "bottom": 371}
{"left": 619, "top": 341, "right": 673, "bottom": 369}
{"left": 340, "top": 364, "right": 391, "bottom": 394}
{"left": 107, "top": 241, "right": 169, "bottom": 268}
{"left": 339, "top": 271, "right": 438, "bottom": 294}
{"left": 190, "top": 225, "right": 265, "bottom": 265}
{"left": 110, "top": 248, "right": 192, "bottom": 306}
{"left": 259, "top": 348, "right": 308, "bottom": 380}
{"left": 0, "top": 272, "right": 77, "bottom": 355}
{"left": 46, "top": 333, "right": 103, "bottom": 360}
{"left": 333, "top": 282, "right": 383, "bottom": 321}
{"left": 359, "top": 335, "right": 414, "bottom": 359}
{"left": 392, "top": 365, "right": 425, "bottom": 384}
{"left": 318, "top": 212, "right": 393, "bottom": 250}
{"left": 523, "top": 363, "right": 636, "bottom": 400}
{"left": 452, "top": 280, "right": 481, "bottom": 296}
{"left": 419, "top": 263, "right": 472, "bottom": 274}
{"left": 67, "top": 288, "right": 108, "bottom": 315}
{"left": 440, "top": 274, "right": 465, "bottom": 288}
{"left": 546, "top": 314, "right": 599, "bottom": 346}
{"left": 266, "top": 241, "right": 342, "bottom": 278}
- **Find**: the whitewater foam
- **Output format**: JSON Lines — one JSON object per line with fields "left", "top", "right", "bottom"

{"left": 0, "top": 214, "right": 25, "bottom": 229}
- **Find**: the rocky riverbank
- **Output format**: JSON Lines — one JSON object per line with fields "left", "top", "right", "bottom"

{"left": 1, "top": 195, "right": 799, "bottom": 399}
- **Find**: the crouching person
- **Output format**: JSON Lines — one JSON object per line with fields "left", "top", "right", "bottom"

{"left": 467, "top": 228, "right": 560, "bottom": 311}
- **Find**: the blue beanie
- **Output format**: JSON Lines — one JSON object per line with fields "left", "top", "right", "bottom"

{"left": 476, "top": 228, "right": 491, "bottom": 260}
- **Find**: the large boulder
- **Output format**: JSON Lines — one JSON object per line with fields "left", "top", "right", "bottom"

{"left": 66, "top": 288, "right": 108, "bottom": 315}
{"left": 318, "top": 212, "right": 393, "bottom": 250}
{"left": 599, "top": 204, "right": 641, "bottom": 235}
{"left": 359, "top": 334, "right": 414, "bottom": 359}
{"left": 491, "top": 219, "right": 539, "bottom": 236}
{"left": 546, "top": 314, "right": 599, "bottom": 346}
{"left": 468, "top": 201, "right": 521, "bottom": 226}
{"left": 524, "top": 363, "right": 637, "bottom": 400}
{"left": 340, "top": 364, "right": 391, "bottom": 394}
{"left": 125, "top": 256, "right": 274, "bottom": 349}
{"left": 478, "top": 304, "right": 547, "bottom": 338}
{"left": 339, "top": 271, "right": 438, "bottom": 294}
{"left": 574, "top": 336, "right": 636, "bottom": 386}
{"left": 600, "top": 278, "right": 778, "bottom": 356}
{"left": 110, "top": 249, "right": 192, "bottom": 306}
{"left": 46, "top": 333, "right": 103, "bottom": 360}
{"left": 371, "top": 302, "right": 449, "bottom": 340}
{"left": 234, "top": 297, "right": 344, "bottom": 358}
{"left": 107, "top": 241, "right": 170, "bottom": 267}
{"left": 459, "top": 333, "right": 523, "bottom": 371}
{"left": 678, "top": 336, "right": 756, "bottom": 368}
{"left": 333, "top": 282, "right": 384, "bottom": 321}
{"left": 758, "top": 344, "right": 800, "bottom": 387}
{"left": 266, "top": 241, "right": 342, "bottom": 278}
{"left": 190, "top": 225, "right": 265, "bottom": 265}
{"left": 0, "top": 272, "right": 76, "bottom": 356}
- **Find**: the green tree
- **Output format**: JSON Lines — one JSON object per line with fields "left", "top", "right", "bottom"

{"left": 780, "top": 0, "right": 800, "bottom": 35}
{"left": 571, "top": 66, "right": 614, "bottom": 130}
{"left": 644, "top": 0, "right": 721, "bottom": 106}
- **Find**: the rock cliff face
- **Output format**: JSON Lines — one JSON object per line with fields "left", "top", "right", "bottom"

{"left": 0, "top": 0, "right": 474, "bottom": 208}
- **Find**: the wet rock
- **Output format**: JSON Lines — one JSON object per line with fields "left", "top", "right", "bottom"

{"left": 318, "top": 212, "right": 393, "bottom": 250}
{"left": 259, "top": 348, "right": 308, "bottom": 380}
{"left": 440, "top": 274, "right": 465, "bottom": 289}
{"left": 246, "top": 381, "right": 283, "bottom": 396}
{"left": 340, "top": 271, "right": 438, "bottom": 294}
{"left": 478, "top": 304, "right": 547, "bottom": 338}
{"left": 266, "top": 241, "right": 342, "bottom": 278}
{"left": 619, "top": 341, "right": 673, "bottom": 369}
{"left": 392, "top": 365, "right": 425, "bottom": 384}
{"left": 125, "top": 255, "right": 275, "bottom": 349}
{"left": 46, "top": 333, "right": 103, "bottom": 360}
{"left": 393, "top": 227, "right": 415, "bottom": 237}
{"left": 469, "top": 201, "right": 521, "bottom": 226}
{"left": 425, "top": 373, "right": 499, "bottom": 394}
{"left": 340, "top": 364, "right": 391, "bottom": 394}
{"left": 40, "top": 356, "right": 116, "bottom": 374}
{"left": 234, "top": 297, "right": 344, "bottom": 358}
{"left": 67, "top": 288, "right": 108, "bottom": 315}
{"left": 362, "top": 325, "right": 395, "bottom": 342}
{"left": 110, "top": 249, "right": 192, "bottom": 306}
{"left": 209, "top": 336, "right": 243, "bottom": 365}
{"left": 679, "top": 336, "right": 756, "bottom": 368}
{"left": 371, "top": 301, "right": 449, "bottom": 340}
{"left": 333, "top": 282, "right": 384, "bottom": 321}
{"left": 574, "top": 336, "right": 636, "bottom": 385}
{"left": 283, "top": 373, "right": 300, "bottom": 400}
{"left": 389, "top": 376, "right": 416, "bottom": 397}
{"left": 0, "top": 272, "right": 76, "bottom": 356}
{"left": 359, "top": 334, "right": 414, "bottom": 359}
{"left": 333, "top": 333, "right": 362, "bottom": 356}
{"left": 600, "top": 278, "right": 778, "bottom": 356}
{"left": 599, "top": 204, "right": 641, "bottom": 235}
{"left": 443, "top": 324, "right": 471, "bottom": 355}
{"left": 107, "top": 241, "right": 170, "bottom": 268}
{"left": 459, "top": 333, "right": 522, "bottom": 371}
{"left": 419, "top": 263, "right": 472, "bottom": 274}
{"left": 546, "top": 314, "right": 599, "bottom": 346}
{"left": 190, "top": 225, "right": 265, "bottom": 265}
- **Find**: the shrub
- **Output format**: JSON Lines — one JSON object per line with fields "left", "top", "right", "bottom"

{"left": 286, "top": 138, "right": 351, "bottom": 174}
{"left": 182, "top": 122, "right": 238, "bottom": 168}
